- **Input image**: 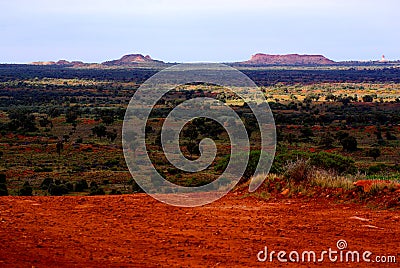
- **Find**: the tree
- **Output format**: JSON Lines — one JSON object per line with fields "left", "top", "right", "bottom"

{"left": 186, "top": 141, "right": 200, "bottom": 157}
{"left": 89, "top": 184, "right": 105, "bottom": 195}
{"left": 367, "top": 148, "right": 381, "bottom": 161}
{"left": 0, "top": 174, "right": 6, "bottom": 184}
{"left": 92, "top": 125, "right": 107, "bottom": 139}
{"left": 0, "top": 183, "right": 7, "bottom": 196}
{"left": 362, "top": 95, "right": 373, "bottom": 102}
{"left": 75, "top": 179, "right": 89, "bottom": 192}
{"left": 19, "top": 181, "right": 33, "bottom": 196}
{"left": 335, "top": 131, "right": 349, "bottom": 141}
{"left": 7, "top": 109, "right": 37, "bottom": 133}
{"left": 385, "top": 131, "right": 397, "bottom": 141}
{"left": 40, "top": 178, "right": 54, "bottom": 190}
{"left": 106, "top": 129, "right": 118, "bottom": 142}
{"left": 48, "top": 183, "right": 69, "bottom": 196}
{"left": 48, "top": 107, "right": 61, "bottom": 118}
{"left": 101, "top": 115, "right": 114, "bottom": 125}
{"left": 39, "top": 117, "right": 52, "bottom": 128}
{"left": 0, "top": 174, "right": 7, "bottom": 196}
{"left": 56, "top": 141, "right": 63, "bottom": 156}
{"left": 63, "top": 135, "right": 70, "bottom": 142}
{"left": 300, "top": 127, "right": 314, "bottom": 141}
{"left": 182, "top": 124, "right": 198, "bottom": 140}
{"left": 319, "top": 134, "right": 335, "bottom": 149}
{"left": 341, "top": 136, "right": 358, "bottom": 152}
{"left": 65, "top": 108, "right": 78, "bottom": 123}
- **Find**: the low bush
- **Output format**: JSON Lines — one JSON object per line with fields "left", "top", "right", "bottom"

{"left": 368, "top": 164, "right": 388, "bottom": 175}
{"left": 310, "top": 170, "right": 355, "bottom": 190}
{"left": 284, "top": 158, "right": 312, "bottom": 183}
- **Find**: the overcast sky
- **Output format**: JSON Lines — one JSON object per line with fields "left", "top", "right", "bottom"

{"left": 1, "top": 0, "right": 399, "bottom": 63}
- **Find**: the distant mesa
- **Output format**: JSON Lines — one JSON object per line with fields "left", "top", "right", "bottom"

{"left": 31, "top": 60, "right": 85, "bottom": 67}
{"left": 31, "top": 61, "right": 56, "bottom": 66}
{"left": 241, "top": 53, "right": 336, "bottom": 65}
{"left": 27, "top": 52, "right": 399, "bottom": 67}
{"left": 102, "top": 54, "right": 164, "bottom": 66}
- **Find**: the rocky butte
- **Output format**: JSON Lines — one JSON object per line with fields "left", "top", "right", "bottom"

{"left": 241, "top": 53, "right": 336, "bottom": 65}
{"left": 102, "top": 54, "right": 164, "bottom": 66}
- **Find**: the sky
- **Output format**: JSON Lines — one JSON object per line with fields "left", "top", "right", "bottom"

{"left": 0, "top": 0, "right": 399, "bottom": 63}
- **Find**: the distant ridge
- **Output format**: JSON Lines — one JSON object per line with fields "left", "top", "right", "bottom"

{"left": 25, "top": 53, "right": 400, "bottom": 67}
{"left": 240, "top": 53, "right": 336, "bottom": 65}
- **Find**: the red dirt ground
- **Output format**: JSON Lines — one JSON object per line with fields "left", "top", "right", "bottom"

{"left": 0, "top": 194, "right": 398, "bottom": 267}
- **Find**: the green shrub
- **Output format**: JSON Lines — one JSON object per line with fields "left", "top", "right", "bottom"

{"left": 367, "top": 164, "right": 390, "bottom": 175}
{"left": 310, "top": 152, "right": 356, "bottom": 174}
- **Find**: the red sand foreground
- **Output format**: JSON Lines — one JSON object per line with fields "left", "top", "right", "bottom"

{"left": 0, "top": 194, "right": 398, "bottom": 267}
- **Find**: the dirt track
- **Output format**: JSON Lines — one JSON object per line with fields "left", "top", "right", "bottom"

{"left": 0, "top": 193, "right": 398, "bottom": 267}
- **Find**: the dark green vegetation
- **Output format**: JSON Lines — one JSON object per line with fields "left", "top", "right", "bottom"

{"left": 0, "top": 64, "right": 399, "bottom": 196}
